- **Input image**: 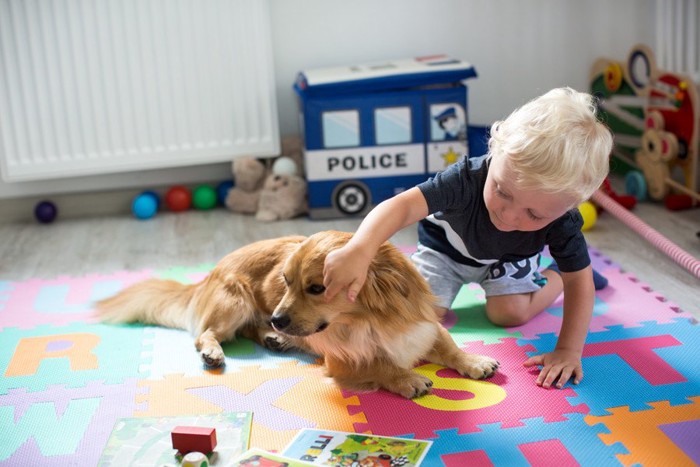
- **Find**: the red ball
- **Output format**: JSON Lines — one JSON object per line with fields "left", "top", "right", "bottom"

{"left": 165, "top": 186, "right": 192, "bottom": 212}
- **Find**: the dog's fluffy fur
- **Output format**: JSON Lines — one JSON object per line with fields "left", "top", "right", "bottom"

{"left": 95, "top": 231, "right": 498, "bottom": 398}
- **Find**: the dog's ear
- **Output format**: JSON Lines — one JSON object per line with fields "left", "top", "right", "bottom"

{"left": 359, "top": 243, "right": 413, "bottom": 310}
{"left": 304, "top": 231, "right": 351, "bottom": 262}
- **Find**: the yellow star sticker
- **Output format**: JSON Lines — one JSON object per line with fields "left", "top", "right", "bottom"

{"left": 442, "top": 147, "right": 460, "bottom": 166}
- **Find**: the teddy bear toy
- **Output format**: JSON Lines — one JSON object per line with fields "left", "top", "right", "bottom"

{"left": 256, "top": 170, "right": 308, "bottom": 221}
{"left": 224, "top": 154, "right": 307, "bottom": 221}
{"left": 224, "top": 157, "right": 267, "bottom": 214}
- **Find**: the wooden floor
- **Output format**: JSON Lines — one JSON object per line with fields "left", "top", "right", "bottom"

{"left": 1, "top": 187, "right": 698, "bottom": 318}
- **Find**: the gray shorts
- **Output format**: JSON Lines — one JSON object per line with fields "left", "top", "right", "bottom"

{"left": 411, "top": 244, "right": 544, "bottom": 309}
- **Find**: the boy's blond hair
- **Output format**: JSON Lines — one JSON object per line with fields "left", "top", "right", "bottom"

{"left": 488, "top": 87, "right": 612, "bottom": 206}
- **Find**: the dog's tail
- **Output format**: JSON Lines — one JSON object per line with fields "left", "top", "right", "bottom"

{"left": 94, "top": 279, "right": 198, "bottom": 331}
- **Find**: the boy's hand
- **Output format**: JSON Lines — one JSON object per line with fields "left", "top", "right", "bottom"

{"left": 323, "top": 245, "right": 371, "bottom": 303}
{"left": 523, "top": 349, "right": 583, "bottom": 389}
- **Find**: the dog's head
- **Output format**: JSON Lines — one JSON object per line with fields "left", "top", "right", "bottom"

{"left": 270, "top": 231, "right": 354, "bottom": 336}
{"left": 270, "top": 230, "right": 435, "bottom": 338}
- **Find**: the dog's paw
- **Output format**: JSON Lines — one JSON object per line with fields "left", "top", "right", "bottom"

{"left": 393, "top": 373, "right": 434, "bottom": 399}
{"left": 263, "top": 331, "right": 292, "bottom": 352}
{"left": 200, "top": 347, "right": 225, "bottom": 367}
{"left": 460, "top": 355, "right": 500, "bottom": 379}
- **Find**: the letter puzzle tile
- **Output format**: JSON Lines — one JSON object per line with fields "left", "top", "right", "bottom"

{"left": 422, "top": 415, "right": 628, "bottom": 466}
{"left": 525, "top": 319, "right": 699, "bottom": 414}
{"left": 0, "top": 323, "right": 152, "bottom": 393}
{"left": 0, "top": 271, "right": 154, "bottom": 329}
{"left": 346, "top": 338, "right": 588, "bottom": 439}
{"left": 135, "top": 361, "right": 366, "bottom": 452}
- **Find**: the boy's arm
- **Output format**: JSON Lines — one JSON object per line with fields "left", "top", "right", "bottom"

{"left": 530, "top": 265, "right": 594, "bottom": 388}
{"left": 323, "top": 187, "right": 429, "bottom": 301}
{"left": 558, "top": 265, "right": 595, "bottom": 355}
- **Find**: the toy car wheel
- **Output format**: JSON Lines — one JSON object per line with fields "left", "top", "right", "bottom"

{"left": 334, "top": 182, "right": 369, "bottom": 215}
{"left": 625, "top": 170, "right": 648, "bottom": 202}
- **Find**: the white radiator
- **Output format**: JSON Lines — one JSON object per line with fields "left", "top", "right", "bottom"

{"left": 0, "top": 0, "right": 279, "bottom": 182}
{"left": 656, "top": 0, "right": 700, "bottom": 82}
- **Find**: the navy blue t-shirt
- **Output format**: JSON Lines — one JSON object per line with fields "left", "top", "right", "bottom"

{"left": 416, "top": 155, "right": 590, "bottom": 273}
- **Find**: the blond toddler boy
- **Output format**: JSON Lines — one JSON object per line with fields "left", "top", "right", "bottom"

{"left": 323, "top": 87, "right": 613, "bottom": 389}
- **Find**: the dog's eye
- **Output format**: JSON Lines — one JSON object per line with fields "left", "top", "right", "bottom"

{"left": 306, "top": 284, "right": 326, "bottom": 295}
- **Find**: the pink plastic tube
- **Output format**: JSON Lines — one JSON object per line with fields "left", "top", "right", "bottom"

{"left": 591, "top": 190, "right": 700, "bottom": 279}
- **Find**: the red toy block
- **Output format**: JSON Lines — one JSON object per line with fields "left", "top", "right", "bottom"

{"left": 171, "top": 426, "right": 217, "bottom": 454}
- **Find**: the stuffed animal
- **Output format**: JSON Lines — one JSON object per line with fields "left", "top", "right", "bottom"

{"left": 224, "top": 157, "right": 266, "bottom": 214}
{"left": 256, "top": 172, "right": 308, "bottom": 221}
{"left": 224, "top": 152, "right": 307, "bottom": 221}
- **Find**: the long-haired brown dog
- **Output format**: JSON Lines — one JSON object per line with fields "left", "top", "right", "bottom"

{"left": 95, "top": 230, "right": 499, "bottom": 398}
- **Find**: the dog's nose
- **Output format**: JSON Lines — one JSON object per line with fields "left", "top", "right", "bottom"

{"left": 271, "top": 314, "right": 291, "bottom": 330}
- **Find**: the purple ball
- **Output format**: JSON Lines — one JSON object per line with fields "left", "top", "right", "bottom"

{"left": 34, "top": 200, "right": 58, "bottom": 224}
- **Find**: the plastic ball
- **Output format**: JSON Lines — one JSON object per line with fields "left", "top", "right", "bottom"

{"left": 141, "top": 190, "right": 161, "bottom": 209}
{"left": 192, "top": 184, "right": 218, "bottom": 210}
{"left": 216, "top": 180, "right": 234, "bottom": 205}
{"left": 181, "top": 451, "right": 209, "bottom": 467}
{"left": 131, "top": 192, "right": 159, "bottom": 220}
{"left": 165, "top": 186, "right": 192, "bottom": 212}
{"left": 578, "top": 201, "right": 597, "bottom": 231}
{"left": 34, "top": 200, "right": 58, "bottom": 224}
{"left": 624, "top": 170, "right": 647, "bottom": 201}
{"left": 272, "top": 156, "right": 298, "bottom": 176}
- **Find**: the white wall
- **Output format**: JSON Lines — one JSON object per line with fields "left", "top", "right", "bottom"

{"left": 271, "top": 0, "right": 655, "bottom": 132}
{"left": 0, "top": 0, "right": 655, "bottom": 199}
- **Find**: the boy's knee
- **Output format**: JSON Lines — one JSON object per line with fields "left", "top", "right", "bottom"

{"left": 485, "top": 297, "right": 529, "bottom": 327}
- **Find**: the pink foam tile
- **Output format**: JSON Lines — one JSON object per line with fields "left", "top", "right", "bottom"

{"left": 0, "top": 270, "right": 154, "bottom": 329}
{"left": 591, "top": 268, "right": 688, "bottom": 324}
{"left": 347, "top": 338, "right": 588, "bottom": 439}
{"left": 510, "top": 266, "right": 689, "bottom": 339}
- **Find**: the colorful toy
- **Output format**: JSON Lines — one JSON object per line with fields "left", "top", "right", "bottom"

{"left": 578, "top": 201, "right": 597, "bottom": 231}
{"left": 131, "top": 191, "right": 159, "bottom": 220}
{"left": 192, "top": 184, "right": 217, "bottom": 210}
{"left": 165, "top": 185, "right": 192, "bottom": 212}
{"left": 590, "top": 44, "right": 699, "bottom": 209}
{"left": 225, "top": 156, "right": 307, "bottom": 221}
{"left": 181, "top": 451, "right": 209, "bottom": 467}
{"left": 171, "top": 426, "right": 217, "bottom": 454}
{"left": 271, "top": 156, "right": 298, "bottom": 176}
{"left": 591, "top": 189, "right": 700, "bottom": 279}
{"left": 142, "top": 190, "right": 161, "bottom": 208}
{"left": 216, "top": 180, "right": 235, "bottom": 205}
{"left": 256, "top": 172, "right": 308, "bottom": 221}
{"left": 295, "top": 55, "right": 476, "bottom": 219}
{"left": 34, "top": 200, "right": 57, "bottom": 224}
{"left": 601, "top": 177, "right": 637, "bottom": 210}
{"left": 225, "top": 158, "right": 267, "bottom": 214}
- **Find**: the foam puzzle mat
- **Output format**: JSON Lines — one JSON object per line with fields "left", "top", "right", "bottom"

{"left": 1, "top": 247, "right": 698, "bottom": 466}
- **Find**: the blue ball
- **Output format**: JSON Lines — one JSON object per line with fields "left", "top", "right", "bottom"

{"left": 216, "top": 180, "right": 235, "bottom": 205}
{"left": 141, "top": 190, "right": 161, "bottom": 209}
{"left": 132, "top": 192, "right": 159, "bottom": 220}
{"left": 34, "top": 200, "right": 58, "bottom": 224}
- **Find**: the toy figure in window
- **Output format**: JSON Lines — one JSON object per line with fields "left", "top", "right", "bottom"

{"left": 434, "top": 106, "right": 466, "bottom": 141}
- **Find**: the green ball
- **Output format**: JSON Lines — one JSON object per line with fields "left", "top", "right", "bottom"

{"left": 192, "top": 184, "right": 217, "bottom": 210}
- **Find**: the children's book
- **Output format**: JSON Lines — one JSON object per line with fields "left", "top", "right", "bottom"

{"left": 233, "top": 448, "right": 316, "bottom": 466}
{"left": 98, "top": 411, "right": 252, "bottom": 466}
{"left": 282, "top": 429, "right": 432, "bottom": 466}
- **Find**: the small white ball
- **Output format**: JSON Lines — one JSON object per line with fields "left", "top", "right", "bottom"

{"left": 272, "top": 156, "right": 298, "bottom": 176}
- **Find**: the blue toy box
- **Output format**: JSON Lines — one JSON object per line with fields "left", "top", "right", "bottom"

{"left": 294, "top": 55, "right": 477, "bottom": 219}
